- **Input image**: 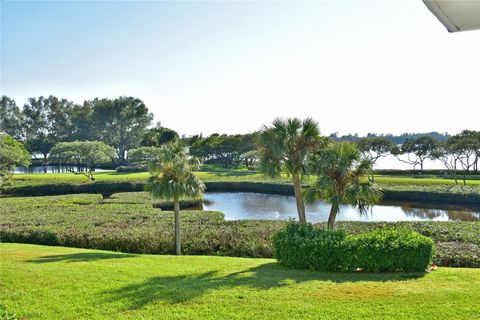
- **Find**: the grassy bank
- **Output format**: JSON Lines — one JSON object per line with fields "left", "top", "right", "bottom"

{"left": 1, "top": 192, "right": 479, "bottom": 267}
{"left": 1, "top": 243, "right": 479, "bottom": 320}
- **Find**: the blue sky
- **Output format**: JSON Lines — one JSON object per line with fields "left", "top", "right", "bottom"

{"left": 1, "top": 0, "right": 479, "bottom": 136}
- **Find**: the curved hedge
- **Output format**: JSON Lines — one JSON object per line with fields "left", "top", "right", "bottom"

{"left": 3, "top": 180, "right": 479, "bottom": 205}
{"left": 273, "top": 223, "right": 434, "bottom": 272}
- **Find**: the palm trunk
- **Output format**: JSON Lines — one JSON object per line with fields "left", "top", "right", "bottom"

{"left": 327, "top": 203, "right": 339, "bottom": 230}
{"left": 174, "top": 196, "right": 181, "bottom": 255}
{"left": 292, "top": 174, "right": 306, "bottom": 223}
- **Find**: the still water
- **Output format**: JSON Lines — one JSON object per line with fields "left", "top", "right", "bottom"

{"left": 203, "top": 192, "right": 480, "bottom": 222}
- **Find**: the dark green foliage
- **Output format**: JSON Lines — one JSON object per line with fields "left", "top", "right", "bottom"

{"left": 274, "top": 223, "right": 434, "bottom": 272}
{"left": 352, "top": 229, "right": 434, "bottom": 272}
{"left": 152, "top": 199, "right": 203, "bottom": 210}
{"left": 273, "top": 223, "right": 352, "bottom": 271}
{"left": 116, "top": 165, "right": 147, "bottom": 172}
{"left": 382, "top": 185, "right": 480, "bottom": 205}
{"left": 189, "top": 133, "right": 258, "bottom": 168}
{"left": 2, "top": 181, "right": 146, "bottom": 197}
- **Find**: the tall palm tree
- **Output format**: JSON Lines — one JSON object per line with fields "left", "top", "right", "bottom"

{"left": 148, "top": 141, "right": 205, "bottom": 255}
{"left": 258, "top": 117, "right": 321, "bottom": 223}
{"left": 305, "top": 142, "right": 382, "bottom": 230}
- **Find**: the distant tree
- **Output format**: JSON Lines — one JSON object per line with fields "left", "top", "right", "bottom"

{"left": 49, "top": 141, "right": 115, "bottom": 181}
{"left": 148, "top": 141, "right": 205, "bottom": 255}
{"left": 141, "top": 123, "right": 179, "bottom": 147}
{"left": 431, "top": 141, "right": 461, "bottom": 184}
{"left": 258, "top": 118, "right": 321, "bottom": 223}
{"left": 0, "top": 96, "right": 23, "bottom": 140}
{"left": 69, "top": 101, "right": 95, "bottom": 141}
{"left": 305, "top": 142, "right": 382, "bottom": 230}
{"left": 128, "top": 146, "right": 162, "bottom": 165}
{"left": 90, "top": 97, "right": 153, "bottom": 164}
{"left": 0, "top": 134, "right": 31, "bottom": 187}
{"left": 394, "top": 136, "right": 438, "bottom": 173}
{"left": 189, "top": 132, "right": 258, "bottom": 168}
{"left": 22, "top": 96, "right": 74, "bottom": 172}
{"left": 357, "top": 137, "right": 395, "bottom": 181}
{"left": 241, "top": 150, "right": 259, "bottom": 170}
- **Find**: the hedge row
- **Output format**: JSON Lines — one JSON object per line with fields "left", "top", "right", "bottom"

{"left": 3, "top": 180, "right": 480, "bottom": 205}
{"left": 273, "top": 223, "right": 434, "bottom": 272}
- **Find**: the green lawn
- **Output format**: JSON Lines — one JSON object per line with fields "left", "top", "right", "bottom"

{"left": 1, "top": 243, "right": 479, "bottom": 320}
{"left": 10, "top": 169, "right": 480, "bottom": 187}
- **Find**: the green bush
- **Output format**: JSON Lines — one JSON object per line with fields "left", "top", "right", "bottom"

{"left": 274, "top": 223, "right": 434, "bottom": 272}
{"left": 116, "top": 165, "right": 147, "bottom": 173}
{"left": 352, "top": 229, "right": 434, "bottom": 272}
{"left": 273, "top": 223, "right": 352, "bottom": 272}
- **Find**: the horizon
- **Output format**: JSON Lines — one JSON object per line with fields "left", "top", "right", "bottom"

{"left": 2, "top": 0, "right": 479, "bottom": 136}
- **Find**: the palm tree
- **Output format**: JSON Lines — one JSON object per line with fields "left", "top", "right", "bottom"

{"left": 148, "top": 141, "right": 205, "bottom": 255}
{"left": 305, "top": 142, "right": 382, "bottom": 230}
{"left": 258, "top": 118, "right": 321, "bottom": 223}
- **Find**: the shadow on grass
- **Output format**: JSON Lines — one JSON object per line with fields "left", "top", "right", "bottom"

{"left": 28, "top": 252, "right": 137, "bottom": 263}
{"left": 103, "top": 262, "right": 425, "bottom": 309}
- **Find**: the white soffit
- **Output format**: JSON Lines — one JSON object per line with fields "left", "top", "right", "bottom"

{"left": 423, "top": 0, "right": 480, "bottom": 32}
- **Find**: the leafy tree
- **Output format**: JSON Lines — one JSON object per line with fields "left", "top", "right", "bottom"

{"left": 189, "top": 133, "right": 258, "bottom": 168}
{"left": 148, "top": 141, "right": 205, "bottom": 255}
{"left": 49, "top": 141, "right": 115, "bottom": 181}
{"left": 22, "top": 96, "right": 74, "bottom": 172}
{"left": 141, "top": 123, "right": 179, "bottom": 147}
{"left": 0, "top": 134, "right": 31, "bottom": 187}
{"left": 431, "top": 141, "right": 461, "bottom": 184}
{"left": 128, "top": 146, "right": 162, "bottom": 164}
{"left": 0, "top": 96, "right": 23, "bottom": 140}
{"left": 305, "top": 142, "right": 382, "bottom": 230}
{"left": 69, "top": 102, "right": 95, "bottom": 141}
{"left": 394, "top": 136, "right": 438, "bottom": 173}
{"left": 90, "top": 97, "right": 153, "bottom": 164}
{"left": 258, "top": 118, "right": 321, "bottom": 223}
{"left": 241, "top": 150, "right": 259, "bottom": 170}
{"left": 357, "top": 137, "right": 395, "bottom": 181}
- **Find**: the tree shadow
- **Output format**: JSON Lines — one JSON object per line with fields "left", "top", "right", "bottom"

{"left": 103, "top": 262, "right": 425, "bottom": 309}
{"left": 27, "top": 252, "right": 137, "bottom": 263}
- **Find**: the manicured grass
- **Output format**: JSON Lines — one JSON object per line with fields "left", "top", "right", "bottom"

{"left": 1, "top": 192, "right": 479, "bottom": 266}
{"left": 1, "top": 243, "right": 479, "bottom": 320}
{"left": 9, "top": 169, "right": 480, "bottom": 187}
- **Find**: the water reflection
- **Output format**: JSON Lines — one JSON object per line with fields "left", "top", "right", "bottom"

{"left": 203, "top": 192, "right": 480, "bottom": 222}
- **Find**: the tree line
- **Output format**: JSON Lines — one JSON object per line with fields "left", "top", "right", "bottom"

{"left": 1, "top": 94, "right": 479, "bottom": 180}
{"left": 0, "top": 95, "right": 180, "bottom": 170}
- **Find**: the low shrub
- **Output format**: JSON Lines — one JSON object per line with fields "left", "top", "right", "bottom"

{"left": 352, "top": 229, "right": 434, "bottom": 272}
{"left": 116, "top": 165, "right": 147, "bottom": 173}
{"left": 273, "top": 223, "right": 351, "bottom": 272}
{"left": 274, "top": 223, "right": 434, "bottom": 272}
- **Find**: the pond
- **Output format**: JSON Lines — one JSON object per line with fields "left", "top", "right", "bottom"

{"left": 203, "top": 192, "right": 480, "bottom": 222}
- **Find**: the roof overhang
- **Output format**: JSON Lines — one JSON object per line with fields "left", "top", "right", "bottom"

{"left": 423, "top": 0, "right": 480, "bottom": 32}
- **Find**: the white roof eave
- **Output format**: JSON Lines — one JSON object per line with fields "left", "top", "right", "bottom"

{"left": 423, "top": 0, "right": 480, "bottom": 32}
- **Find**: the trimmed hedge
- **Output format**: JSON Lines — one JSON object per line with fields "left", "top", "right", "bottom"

{"left": 273, "top": 223, "right": 434, "bottom": 272}
{"left": 352, "top": 229, "right": 434, "bottom": 272}
{"left": 3, "top": 179, "right": 480, "bottom": 205}
{"left": 1, "top": 181, "right": 146, "bottom": 197}
{"left": 116, "top": 165, "right": 147, "bottom": 173}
